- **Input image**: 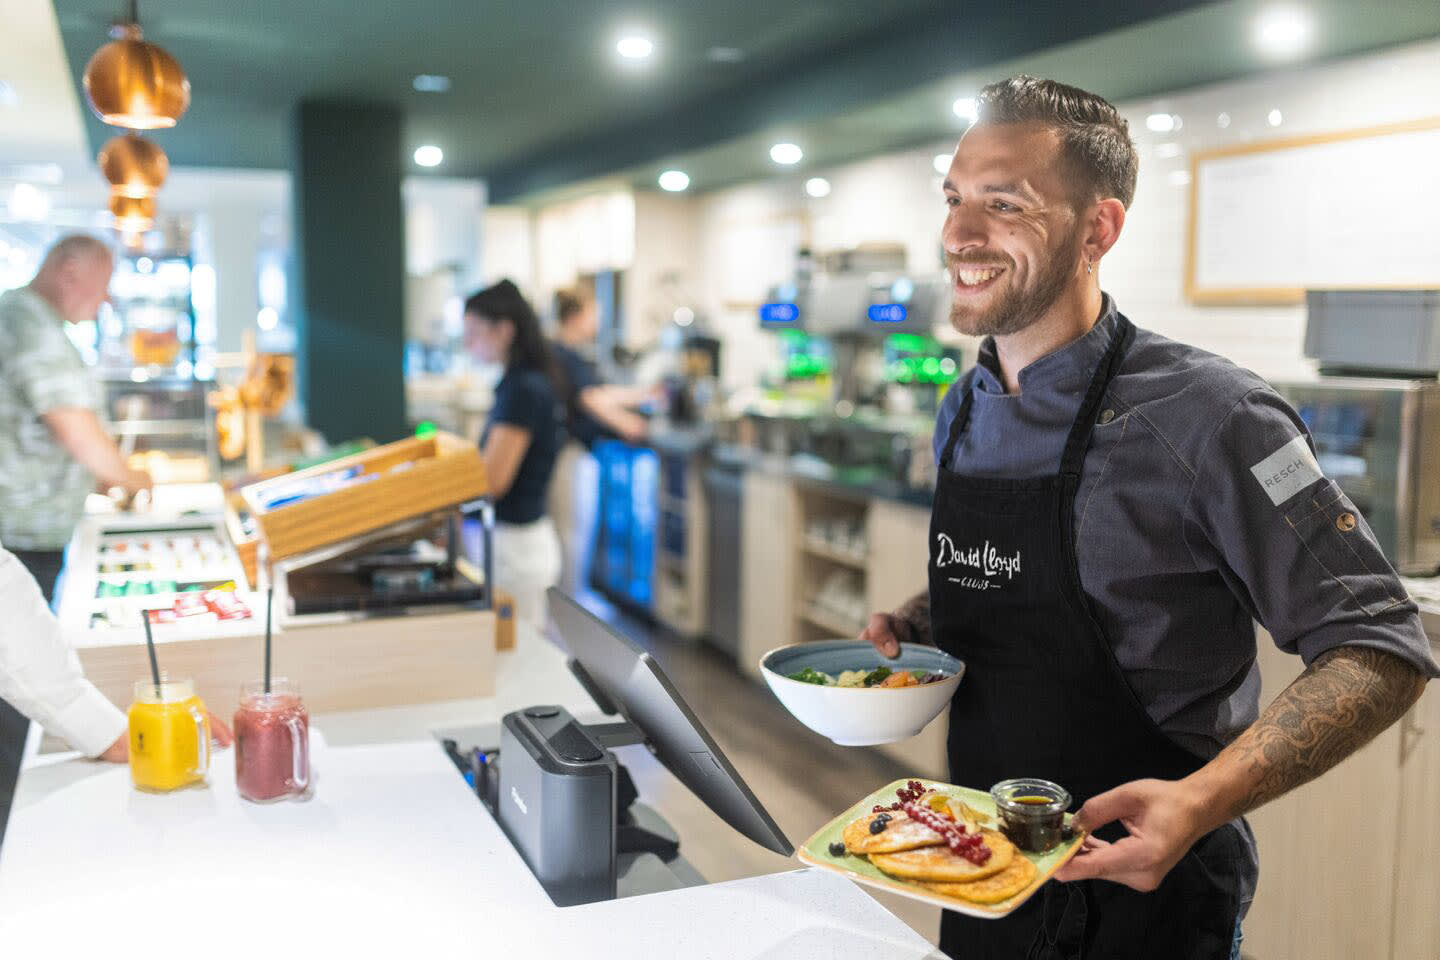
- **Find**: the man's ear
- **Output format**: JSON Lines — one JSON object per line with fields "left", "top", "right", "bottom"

{"left": 1084, "top": 197, "right": 1127, "bottom": 264}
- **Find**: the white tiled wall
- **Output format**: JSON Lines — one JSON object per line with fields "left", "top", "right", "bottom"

{"left": 693, "top": 35, "right": 1440, "bottom": 385}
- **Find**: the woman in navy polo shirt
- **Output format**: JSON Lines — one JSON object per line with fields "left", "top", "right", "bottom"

{"left": 464, "top": 280, "right": 564, "bottom": 626}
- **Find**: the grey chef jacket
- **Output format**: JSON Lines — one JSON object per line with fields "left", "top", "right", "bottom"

{"left": 934, "top": 297, "right": 1439, "bottom": 911}
{"left": 934, "top": 296, "right": 1438, "bottom": 757}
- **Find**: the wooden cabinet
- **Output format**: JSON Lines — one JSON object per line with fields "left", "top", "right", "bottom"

{"left": 865, "top": 498, "right": 931, "bottom": 615}
{"left": 738, "top": 469, "right": 799, "bottom": 678}
{"left": 1243, "top": 630, "right": 1440, "bottom": 960}
{"left": 1391, "top": 678, "right": 1440, "bottom": 960}
{"left": 736, "top": 473, "right": 947, "bottom": 776}
{"left": 866, "top": 498, "right": 948, "bottom": 779}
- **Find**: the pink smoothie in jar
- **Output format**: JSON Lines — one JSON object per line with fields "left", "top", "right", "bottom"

{"left": 234, "top": 679, "right": 310, "bottom": 802}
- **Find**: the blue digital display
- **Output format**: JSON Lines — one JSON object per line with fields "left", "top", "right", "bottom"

{"left": 759, "top": 302, "right": 800, "bottom": 324}
{"left": 868, "top": 303, "right": 908, "bottom": 323}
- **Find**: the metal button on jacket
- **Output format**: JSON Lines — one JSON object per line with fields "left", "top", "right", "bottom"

{"left": 1336, "top": 512, "right": 1357, "bottom": 532}
{"left": 1098, "top": 408, "right": 1116, "bottom": 425}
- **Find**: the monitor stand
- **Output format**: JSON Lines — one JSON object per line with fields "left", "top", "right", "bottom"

{"left": 437, "top": 714, "right": 706, "bottom": 906}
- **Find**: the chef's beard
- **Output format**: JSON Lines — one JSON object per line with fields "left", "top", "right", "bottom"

{"left": 948, "top": 229, "right": 1082, "bottom": 337}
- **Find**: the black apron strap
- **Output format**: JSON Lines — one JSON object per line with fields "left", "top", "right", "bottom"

{"left": 939, "top": 378, "right": 977, "bottom": 469}
{"left": 1058, "top": 316, "right": 1134, "bottom": 478}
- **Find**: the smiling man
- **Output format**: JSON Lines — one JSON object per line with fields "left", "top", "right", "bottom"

{"left": 860, "top": 76, "right": 1436, "bottom": 959}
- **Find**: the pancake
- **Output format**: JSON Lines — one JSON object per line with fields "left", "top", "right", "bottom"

{"left": 868, "top": 829, "right": 1015, "bottom": 882}
{"left": 842, "top": 811, "right": 944, "bottom": 854}
{"left": 925, "top": 852, "right": 1038, "bottom": 904}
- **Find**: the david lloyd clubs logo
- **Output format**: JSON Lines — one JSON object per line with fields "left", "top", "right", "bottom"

{"left": 934, "top": 533, "right": 1021, "bottom": 591}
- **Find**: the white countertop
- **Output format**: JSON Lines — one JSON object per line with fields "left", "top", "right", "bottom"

{"left": 1401, "top": 577, "right": 1440, "bottom": 647}
{"left": 0, "top": 630, "right": 939, "bottom": 960}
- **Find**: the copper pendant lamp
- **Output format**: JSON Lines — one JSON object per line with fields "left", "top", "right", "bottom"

{"left": 83, "top": 1, "right": 190, "bottom": 130}
{"left": 98, "top": 133, "right": 169, "bottom": 198}
{"left": 109, "top": 191, "right": 157, "bottom": 233}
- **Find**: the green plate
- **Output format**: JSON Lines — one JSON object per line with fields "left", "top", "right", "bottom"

{"left": 797, "top": 778, "right": 1085, "bottom": 919}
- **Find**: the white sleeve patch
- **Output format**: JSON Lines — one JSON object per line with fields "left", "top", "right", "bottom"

{"left": 1249, "top": 435, "right": 1323, "bottom": 506}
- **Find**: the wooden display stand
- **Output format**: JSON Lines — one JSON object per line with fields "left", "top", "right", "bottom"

{"left": 236, "top": 432, "right": 487, "bottom": 564}
{"left": 115, "top": 429, "right": 508, "bottom": 716}
{"left": 75, "top": 606, "right": 498, "bottom": 723}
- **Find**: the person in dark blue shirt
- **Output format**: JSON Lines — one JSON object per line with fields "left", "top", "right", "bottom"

{"left": 549, "top": 289, "right": 648, "bottom": 448}
{"left": 546, "top": 289, "right": 651, "bottom": 593}
{"left": 464, "top": 280, "right": 563, "bottom": 625}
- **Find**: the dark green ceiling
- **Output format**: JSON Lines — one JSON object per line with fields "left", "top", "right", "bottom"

{"left": 597, "top": 0, "right": 1440, "bottom": 200}
{"left": 55, "top": 0, "right": 1215, "bottom": 198}
{"left": 55, "top": 0, "right": 1440, "bottom": 203}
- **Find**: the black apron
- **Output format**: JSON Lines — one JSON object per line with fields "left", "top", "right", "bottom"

{"left": 931, "top": 315, "right": 1244, "bottom": 960}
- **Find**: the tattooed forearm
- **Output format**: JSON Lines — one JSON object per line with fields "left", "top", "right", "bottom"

{"left": 1206, "top": 646, "right": 1424, "bottom": 820}
{"left": 892, "top": 590, "right": 931, "bottom": 646}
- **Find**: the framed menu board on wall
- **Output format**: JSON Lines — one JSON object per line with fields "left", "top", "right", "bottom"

{"left": 1185, "top": 117, "right": 1440, "bottom": 305}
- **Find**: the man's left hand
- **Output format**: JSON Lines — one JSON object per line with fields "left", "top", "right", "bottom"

{"left": 208, "top": 711, "right": 234, "bottom": 748}
{"left": 1053, "top": 778, "right": 1209, "bottom": 892}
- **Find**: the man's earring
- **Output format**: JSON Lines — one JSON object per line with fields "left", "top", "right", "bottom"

{"left": 1085, "top": 258, "right": 1094, "bottom": 275}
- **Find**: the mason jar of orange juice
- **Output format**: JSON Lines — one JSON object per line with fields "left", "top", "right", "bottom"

{"left": 128, "top": 677, "right": 210, "bottom": 792}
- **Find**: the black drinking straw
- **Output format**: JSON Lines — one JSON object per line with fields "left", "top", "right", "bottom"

{"left": 263, "top": 585, "right": 274, "bottom": 694}
{"left": 140, "top": 611, "right": 162, "bottom": 697}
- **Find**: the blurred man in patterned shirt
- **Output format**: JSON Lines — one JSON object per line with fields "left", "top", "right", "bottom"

{"left": 0, "top": 234, "right": 151, "bottom": 604}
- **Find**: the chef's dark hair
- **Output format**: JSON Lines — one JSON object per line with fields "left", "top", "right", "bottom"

{"left": 465, "top": 280, "right": 557, "bottom": 384}
{"left": 976, "top": 75, "right": 1138, "bottom": 209}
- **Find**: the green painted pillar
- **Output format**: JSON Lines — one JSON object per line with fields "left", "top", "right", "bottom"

{"left": 291, "top": 100, "right": 407, "bottom": 445}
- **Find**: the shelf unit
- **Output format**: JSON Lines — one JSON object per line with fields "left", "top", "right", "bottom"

{"left": 798, "top": 604, "right": 865, "bottom": 637}
{"left": 652, "top": 443, "right": 709, "bottom": 638}
{"left": 793, "top": 483, "right": 870, "bottom": 641}
{"left": 800, "top": 537, "right": 868, "bottom": 570}
{"left": 102, "top": 376, "right": 217, "bottom": 483}
{"left": 100, "top": 252, "right": 198, "bottom": 375}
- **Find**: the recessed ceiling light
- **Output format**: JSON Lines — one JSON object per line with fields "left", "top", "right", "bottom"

{"left": 658, "top": 170, "right": 690, "bottom": 192}
{"left": 1217, "top": 112, "right": 1232, "bottom": 129}
{"left": 0, "top": 80, "right": 18, "bottom": 107}
{"left": 804, "top": 177, "right": 831, "bottom": 198}
{"left": 932, "top": 153, "right": 951, "bottom": 175}
{"left": 257, "top": 306, "right": 279, "bottom": 330}
{"left": 616, "top": 34, "right": 654, "bottom": 60}
{"left": 673, "top": 307, "right": 695, "bottom": 326}
{"left": 1255, "top": 6, "right": 1312, "bottom": 58}
{"left": 952, "top": 97, "right": 977, "bottom": 122}
{"left": 412, "top": 74, "right": 451, "bottom": 93}
{"left": 1155, "top": 142, "right": 1182, "bottom": 159}
{"left": 1146, "top": 113, "right": 1177, "bottom": 133}
{"left": 1268, "top": 108, "right": 1284, "bottom": 127}
{"left": 414, "top": 145, "right": 443, "bottom": 167}
{"left": 706, "top": 46, "right": 744, "bottom": 63}
{"left": 770, "top": 142, "right": 803, "bottom": 165}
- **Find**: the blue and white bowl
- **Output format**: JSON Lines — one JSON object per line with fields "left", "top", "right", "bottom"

{"left": 760, "top": 640, "right": 965, "bottom": 746}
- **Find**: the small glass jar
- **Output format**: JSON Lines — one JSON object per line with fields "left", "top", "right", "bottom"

{"left": 233, "top": 679, "right": 310, "bottom": 803}
{"left": 991, "top": 778, "right": 1071, "bottom": 853}
{"left": 128, "top": 677, "right": 210, "bottom": 792}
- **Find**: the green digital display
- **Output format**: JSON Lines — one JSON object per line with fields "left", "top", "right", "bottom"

{"left": 883, "top": 333, "right": 958, "bottom": 385}
{"left": 778, "top": 329, "right": 831, "bottom": 380}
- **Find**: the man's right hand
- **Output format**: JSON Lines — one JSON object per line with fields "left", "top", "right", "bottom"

{"left": 860, "top": 613, "right": 908, "bottom": 659}
{"left": 98, "top": 734, "right": 128, "bottom": 763}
